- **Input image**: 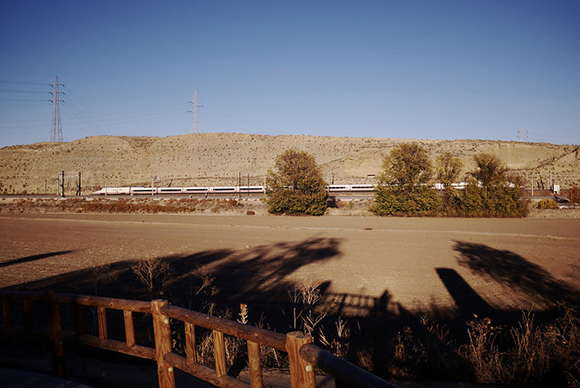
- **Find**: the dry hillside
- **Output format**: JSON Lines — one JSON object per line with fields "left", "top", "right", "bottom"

{"left": 1, "top": 133, "right": 579, "bottom": 194}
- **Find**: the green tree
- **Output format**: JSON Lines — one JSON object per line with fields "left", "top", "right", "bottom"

{"left": 371, "top": 143, "right": 441, "bottom": 216}
{"left": 265, "top": 149, "right": 328, "bottom": 216}
{"left": 457, "top": 153, "right": 528, "bottom": 217}
{"left": 436, "top": 152, "right": 463, "bottom": 187}
{"left": 436, "top": 152, "right": 464, "bottom": 215}
{"left": 471, "top": 153, "right": 508, "bottom": 187}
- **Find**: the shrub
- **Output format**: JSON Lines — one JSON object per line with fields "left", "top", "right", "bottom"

{"left": 371, "top": 185, "right": 441, "bottom": 216}
{"left": 569, "top": 186, "right": 580, "bottom": 203}
{"left": 265, "top": 149, "right": 328, "bottom": 216}
{"left": 436, "top": 152, "right": 464, "bottom": 215}
{"left": 536, "top": 198, "right": 560, "bottom": 209}
{"left": 372, "top": 143, "right": 441, "bottom": 216}
{"left": 455, "top": 154, "right": 528, "bottom": 218}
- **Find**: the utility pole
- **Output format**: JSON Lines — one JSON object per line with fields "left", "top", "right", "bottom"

{"left": 188, "top": 90, "right": 202, "bottom": 133}
{"left": 61, "top": 171, "right": 65, "bottom": 197}
{"left": 50, "top": 76, "right": 64, "bottom": 142}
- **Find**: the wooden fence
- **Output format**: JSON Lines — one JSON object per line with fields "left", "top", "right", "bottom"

{"left": 0, "top": 291, "right": 396, "bottom": 388}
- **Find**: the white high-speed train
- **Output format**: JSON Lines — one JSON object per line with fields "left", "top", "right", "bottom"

{"left": 92, "top": 184, "right": 377, "bottom": 196}
{"left": 92, "top": 183, "right": 470, "bottom": 196}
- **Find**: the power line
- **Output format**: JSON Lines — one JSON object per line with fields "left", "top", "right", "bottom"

{"left": 0, "top": 80, "right": 49, "bottom": 86}
{"left": 203, "top": 106, "right": 281, "bottom": 134}
{"left": 0, "top": 98, "right": 48, "bottom": 102}
{"left": 0, "top": 89, "right": 47, "bottom": 94}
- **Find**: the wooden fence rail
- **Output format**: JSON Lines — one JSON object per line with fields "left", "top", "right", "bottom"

{"left": 0, "top": 291, "right": 396, "bottom": 388}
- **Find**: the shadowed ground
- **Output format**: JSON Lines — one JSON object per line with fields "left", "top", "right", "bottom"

{"left": 1, "top": 214, "right": 579, "bottom": 386}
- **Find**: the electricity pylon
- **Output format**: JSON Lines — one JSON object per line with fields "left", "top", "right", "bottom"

{"left": 50, "top": 76, "right": 64, "bottom": 142}
{"left": 188, "top": 90, "right": 202, "bottom": 133}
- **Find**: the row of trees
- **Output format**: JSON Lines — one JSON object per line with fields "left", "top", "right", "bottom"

{"left": 264, "top": 145, "right": 528, "bottom": 217}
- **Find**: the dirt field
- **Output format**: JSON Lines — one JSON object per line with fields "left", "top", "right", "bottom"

{"left": 2, "top": 213, "right": 579, "bottom": 314}
{"left": 2, "top": 213, "right": 580, "bottom": 387}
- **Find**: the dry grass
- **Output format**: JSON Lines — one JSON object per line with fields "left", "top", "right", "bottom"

{"left": 0, "top": 197, "right": 243, "bottom": 214}
{"left": 457, "top": 307, "right": 580, "bottom": 387}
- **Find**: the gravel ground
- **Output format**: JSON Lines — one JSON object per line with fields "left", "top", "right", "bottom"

{"left": 2, "top": 213, "right": 579, "bottom": 312}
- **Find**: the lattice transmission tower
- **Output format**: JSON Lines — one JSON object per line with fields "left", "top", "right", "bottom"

{"left": 50, "top": 76, "right": 64, "bottom": 142}
{"left": 188, "top": 90, "right": 202, "bottom": 133}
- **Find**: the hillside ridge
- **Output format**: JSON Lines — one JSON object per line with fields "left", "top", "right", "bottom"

{"left": 1, "top": 133, "right": 578, "bottom": 194}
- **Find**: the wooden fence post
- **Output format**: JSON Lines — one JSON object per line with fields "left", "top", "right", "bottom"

{"left": 213, "top": 330, "right": 227, "bottom": 377}
{"left": 247, "top": 340, "right": 263, "bottom": 388}
{"left": 97, "top": 306, "right": 108, "bottom": 340}
{"left": 185, "top": 321, "right": 196, "bottom": 364}
{"left": 151, "top": 300, "right": 176, "bottom": 388}
{"left": 46, "top": 292, "right": 67, "bottom": 378}
{"left": 286, "top": 331, "right": 315, "bottom": 388}
{"left": 123, "top": 310, "right": 135, "bottom": 346}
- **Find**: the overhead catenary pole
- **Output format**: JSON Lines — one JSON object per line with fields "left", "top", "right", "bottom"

{"left": 61, "top": 171, "right": 65, "bottom": 197}
{"left": 77, "top": 172, "right": 82, "bottom": 196}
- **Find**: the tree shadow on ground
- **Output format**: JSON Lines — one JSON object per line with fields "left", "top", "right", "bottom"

{"left": 1, "top": 236, "right": 474, "bottom": 382}
{"left": 3, "top": 239, "right": 579, "bottom": 386}
{"left": 2, "top": 237, "right": 343, "bottom": 323}
{"left": 454, "top": 240, "right": 580, "bottom": 304}
{"left": 0, "top": 250, "right": 75, "bottom": 268}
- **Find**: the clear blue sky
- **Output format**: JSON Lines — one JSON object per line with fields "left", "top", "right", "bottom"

{"left": 1, "top": 0, "right": 579, "bottom": 147}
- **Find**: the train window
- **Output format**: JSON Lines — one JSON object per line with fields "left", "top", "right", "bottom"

{"left": 213, "top": 187, "right": 236, "bottom": 192}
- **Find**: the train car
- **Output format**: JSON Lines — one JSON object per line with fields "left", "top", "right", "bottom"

{"left": 183, "top": 187, "right": 210, "bottom": 194}
{"left": 350, "top": 184, "right": 375, "bottom": 192}
{"left": 157, "top": 187, "right": 184, "bottom": 194}
{"left": 130, "top": 187, "right": 157, "bottom": 195}
{"left": 238, "top": 186, "right": 266, "bottom": 194}
{"left": 210, "top": 186, "right": 238, "bottom": 194}
{"left": 327, "top": 185, "right": 351, "bottom": 192}
{"left": 93, "top": 188, "right": 108, "bottom": 195}
{"left": 93, "top": 187, "right": 131, "bottom": 195}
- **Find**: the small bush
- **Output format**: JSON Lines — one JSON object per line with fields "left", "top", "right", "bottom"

{"left": 455, "top": 178, "right": 528, "bottom": 217}
{"left": 536, "top": 198, "right": 560, "bottom": 209}
{"left": 371, "top": 186, "right": 441, "bottom": 216}
{"left": 569, "top": 186, "right": 580, "bottom": 203}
